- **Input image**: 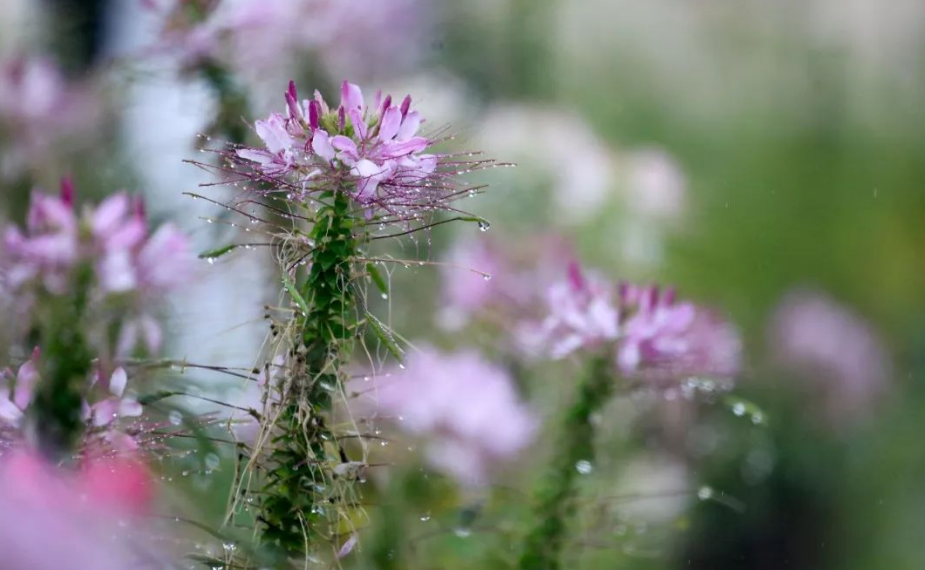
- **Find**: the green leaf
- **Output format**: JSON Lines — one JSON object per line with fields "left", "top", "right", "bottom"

{"left": 197, "top": 244, "right": 237, "bottom": 259}
{"left": 366, "top": 313, "right": 404, "bottom": 362}
{"left": 366, "top": 263, "right": 388, "bottom": 295}
{"left": 282, "top": 273, "right": 310, "bottom": 315}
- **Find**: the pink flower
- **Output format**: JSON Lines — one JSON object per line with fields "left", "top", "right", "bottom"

{"left": 525, "top": 261, "right": 741, "bottom": 385}
{"left": 2, "top": 180, "right": 78, "bottom": 293}
{"left": 617, "top": 283, "right": 741, "bottom": 381}
{"left": 233, "top": 80, "right": 472, "bottom": 218}
{"left": 87, "top": 367, "right": 143, "bottom": 428}
{"left": 89, "top": 194, "right": 193, "bottom": 296}
{"left": 0, "top": 58, "right": 100, "bottom": 177}
{"left": 2, "top": 181, "right": 193, "bottom": 303}
{"left": 0, "top": 451, "right": 157, "bottom": 570}
{"left": 360, "top": 347, "right": 536, "bottom": 486}
{"left": 532, "top": 262, "right": 620, "bottom": 358}
{"left": 438, "top": 238, "right": 503, "bottom": 329}
{"left": 769, "top": 289, "right": 890, "bottom": 422}
{"left": 0, "top": 348, "right": 41, "bottom": 428}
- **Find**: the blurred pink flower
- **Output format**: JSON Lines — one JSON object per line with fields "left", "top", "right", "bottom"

{"left": 528, "top": 262, "right": 620, "bottom": 358}
{"left": 86, "top": 367, "right": 144, "bottom": 428}
{"left": 0, "top": 347, "right": 41, "bottom": 428}
{"left": 438, "top": 234, "right": 574, "bottom": 331}
{"left": 438, "top": 238, "right": 504, "bottom": 328}
{"left": 0, "top": 451, "right": 156, "bottom": 569}
{"left": 524, "top": 262, "right": 741, "bottom": 385}
{"left": 769, "top": 288, "right": 890, "bottom": 421}
{"left": 617, "top": 284, "right": 741, "bottom": 382}
{"left": 2, "top": 180, "right": 79, "bottom": 293}
{"left": 0, "top": 58, "right": 99, "bottom": 177}
{"left": 361, "top": 347, "right": 536, "bottom": 486}
{"left": 90, "top": 194, "right": 193, "bottom": 296}
{"left": 2, "top": 181, "right": 194, "bottom": 356}
{"left": 147, "top": 0, "right": 427, "bottom": 79}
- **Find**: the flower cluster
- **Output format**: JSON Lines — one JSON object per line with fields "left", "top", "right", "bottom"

{"left": 0, "top": 350, "right": 143, "bottom": 452}
{"left": 529, "top": 262, "right": 741, "bottom": 383}
{"left": 2, "top": 179, "right": 193, "bottom": 355}
{"left": 0, "top": 57, "right": 98, "bottom": 177}
{"left": 233, "top": 80, "right": 488, "bottom": 220}
{"left": 145, "top": 0, "right": 426, "bottom": 79}
{"left": 357, "top": 346, "right": 536, "bottom": 486}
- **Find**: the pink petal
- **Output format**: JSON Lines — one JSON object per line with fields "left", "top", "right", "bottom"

{"left": 340, "top": 81, "right": 364, "bottom": 111}
{"left": 378, "top": 106, "right": 402, "bottom": 141}
{"left": 311, "top": 130, "right": 336, "bottom": 161}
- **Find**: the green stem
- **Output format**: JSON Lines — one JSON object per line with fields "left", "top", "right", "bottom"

{"left": 28, "top": 264, "right": 94, "bottom": 460}
{"left": 259, "top": 188, "right": 362, "bottom": 559}
{"left": 518, "top": 356, "right": 613, "bottom": 570}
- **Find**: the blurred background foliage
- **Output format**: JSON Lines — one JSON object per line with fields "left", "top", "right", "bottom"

{"left": 1, "top": 0, "right": 924, "bottom": 569}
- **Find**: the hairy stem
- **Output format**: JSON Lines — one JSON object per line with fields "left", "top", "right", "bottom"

{"left": 518, "top": 356, "right": 612, "bottom": 570}
{"left": 259, "top": 188, "right": 362, "bottom": 558}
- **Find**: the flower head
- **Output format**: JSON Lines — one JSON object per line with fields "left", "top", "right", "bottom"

{"left": 358, "top": 347, "right": 536, "bottom": 486}
{"left": 527, "top": 262, "right": 741, "bottom": 385}
{"left": 617, "top": 283, "right": 741, "bottom": 382}
{"left": 528, "top": 262, "right": 620, "bottom": 358}
{"left": 2, "top": 180, "right": 79, "bottom": 293}
{"left": 231, "top": 80, "right": 492, "bottom": 222}
{"left": 2, "top": 181, "right": 194, "bottom": 356}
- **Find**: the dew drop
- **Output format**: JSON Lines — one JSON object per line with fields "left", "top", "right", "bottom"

{"left": 204, "top": 453, "right": 221, "bottom": 471}
{"left": 575, "top": 460, "right": 593, "bottom": 475}
{"left": 477, "top": 220, "right": 490, "bottom": 232}
{"left": 697, "top": 486, "right": 714, "bottom": 500}
{"left": 168, "top": 411, "right": 183, "bottom": 425}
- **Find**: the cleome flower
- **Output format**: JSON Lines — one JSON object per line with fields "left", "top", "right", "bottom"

{"left": 231, "top": 80, "right": 493, "bottom": 222}
{"left": 529, "top": 261, "right": 620, "bottom": 359}
{"left": 617, "top": 283, "right": 741, "bottom": 383}
{"left": 1, "top": 180, "right": 193, "bottom": 356}
{"left": 528, "top": 261, "right": 741, "bottom": 385}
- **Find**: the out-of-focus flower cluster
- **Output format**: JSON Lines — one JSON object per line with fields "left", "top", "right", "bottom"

{"left": 0, "top": 348, "right": 144, "bottom": 454}
{"left": 441, "top": 241, "right": 741, "bottom": 386}
{"left": 1, "top": 179, "right": 193, "bottom": 357}
{"left": 530, "top": 262, "right": 741, "bottom": 384}
{"left": 356, "top": 346, "right": 536, "bottom": 487}
{"left": 145, "top": 0, "right": 427, "bottom": 79}
{"left": 0, "top": 450, "right": 159, "bottom": 570}
{"left": 0, "top": 57, "right": 99, "bottom": 178}
{"left": 769, "top": 288, "right": 891, "bottom": 425}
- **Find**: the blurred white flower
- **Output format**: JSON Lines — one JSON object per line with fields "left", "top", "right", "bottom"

{"left": 475, "top": 104, "right": 614, "bottom": 223}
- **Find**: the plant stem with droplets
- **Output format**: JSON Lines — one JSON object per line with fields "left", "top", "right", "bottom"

{"left": 258, "top": 186, "right": 364, "bottom": 560}
{"left": 518, "top": 355, "right": 612, "bottom": 570}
